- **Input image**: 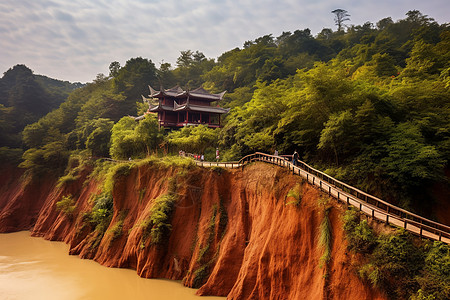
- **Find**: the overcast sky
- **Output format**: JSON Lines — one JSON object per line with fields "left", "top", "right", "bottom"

{"left": 0, "top": 0, "right": 448, "bottom": 83}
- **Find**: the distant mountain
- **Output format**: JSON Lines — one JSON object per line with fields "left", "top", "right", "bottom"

{"left": 0, "top": 64, "right": 82, "bottom": 148}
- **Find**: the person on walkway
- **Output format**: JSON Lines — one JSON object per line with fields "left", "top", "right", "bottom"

{"left": 292, "top": 150, "right": 299, "bottom": 166}
{"left": 216, "top": 147, "right": 220, "bottom": 162}
{"left": 274, "top": 149, "right": 278, "bottom": 156}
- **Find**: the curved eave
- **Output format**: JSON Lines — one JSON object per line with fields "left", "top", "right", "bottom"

{"left": 149, "top": 104, "right": 173, "bottom": 112}
{"left": 149, "top": 85, "right": 227, "bottom": 101}
{"left": 176, "top": 91, "right": 226, "bottom": 102}
{"left": 174, "top": 104, "right": 230, "bottom": 114}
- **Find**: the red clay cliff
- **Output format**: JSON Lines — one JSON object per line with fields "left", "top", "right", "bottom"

{"left": 0, "top": 162, "right": 386, "bottom": 299}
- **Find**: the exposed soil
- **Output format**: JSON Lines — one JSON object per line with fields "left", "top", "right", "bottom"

{"left": 0, "top": 162, "right": 387, "bottom": 299}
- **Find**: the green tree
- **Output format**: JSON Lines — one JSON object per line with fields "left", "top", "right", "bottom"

{"left": 381, "top": 122, "right": 445, "bottom": 193}
{"left": 166, "top": 125, "right": 218, "bottom": 154}
{"left": 110, "top": 114, "right": 163, "bottom": 160}
{"left": 109, "top": 61, "right": 121, "bottom": 78}
{"left": 318, "top": 110, "right": 358, "bottom": 165}
{"left": 85, "top": 118, "right": 114, "bottom": 157}
{"left": 112, "top": 57, "right": 158, "bottom": 102}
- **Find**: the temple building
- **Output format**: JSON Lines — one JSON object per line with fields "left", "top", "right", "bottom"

{"left": 141, "top": 85, "right": 230, "bottom": 128}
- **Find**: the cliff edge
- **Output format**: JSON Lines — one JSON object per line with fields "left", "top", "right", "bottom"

{"left": 0, "top": 161, "right": 386, "bottom": 299}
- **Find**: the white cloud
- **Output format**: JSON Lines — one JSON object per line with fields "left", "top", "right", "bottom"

{"left": 0, "top": 0, "right": 448, "bottom": 82}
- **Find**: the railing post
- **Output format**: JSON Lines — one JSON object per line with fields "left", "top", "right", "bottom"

{"left": 404, "top": 220, "right": 407, "bottom": 229}
{"left": 372, "top": 209, "right": 375, "bottom": 218}
{"left": 347, "top": 196, "right": 349, "bottom": 205}
{"left": 386, "top": 214, "right": 389, "bottom": 224}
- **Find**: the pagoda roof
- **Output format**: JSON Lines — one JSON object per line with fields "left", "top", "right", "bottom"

{"left": 174, "top": 102, "right": 230, "bottom": 114}
{"left": 149, "top": 85, "right": 184, "bottom": 98}
{"left": 147, "top": 85, "right": 226, "bottom": 101}
{"left": 148, "top": 102, "right": 173, "bottom": 112}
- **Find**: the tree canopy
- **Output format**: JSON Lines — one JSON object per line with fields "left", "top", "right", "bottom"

{"left": 1, "top": 10, "right": 448, "bottom": 215}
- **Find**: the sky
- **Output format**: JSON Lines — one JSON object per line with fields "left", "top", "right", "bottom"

{"left": 0, "top": 0, "right": 448, "bottom": 83}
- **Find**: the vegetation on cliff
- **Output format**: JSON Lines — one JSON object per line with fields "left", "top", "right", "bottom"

{"left": 344, "top": 208, "right": 450, "bottom": 300}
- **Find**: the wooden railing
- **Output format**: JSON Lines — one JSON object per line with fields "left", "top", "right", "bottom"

{"left": 93, "top": 153, "right": 450, "bottom": 244}
{"left": 194, "top": 152, "right": 450, "bottom": 244}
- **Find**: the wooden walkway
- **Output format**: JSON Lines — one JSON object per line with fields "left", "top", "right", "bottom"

{"left": 194, "top": 152, "right": 450, "bottom": 244}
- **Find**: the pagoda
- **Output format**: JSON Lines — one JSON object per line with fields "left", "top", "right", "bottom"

{"left": 141, "top": 85, "right": 230, "bottom": 128}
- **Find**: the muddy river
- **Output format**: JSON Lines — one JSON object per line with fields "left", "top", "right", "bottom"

{"left": 0, "top": 231, "right": 224, "bottom": 300}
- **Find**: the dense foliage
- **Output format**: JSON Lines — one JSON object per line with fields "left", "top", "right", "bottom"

{"left": 344, "top": 209, "right": 450, "bottom": 300}
{"left": 1, "top": 10, "right": 448, "bottom": 213}
{"left": 0, "top": 65, "right": 81, "bottom": 149}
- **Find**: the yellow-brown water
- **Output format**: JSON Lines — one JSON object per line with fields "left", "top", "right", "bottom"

{"left": 0, "top": 231, "right": 224, "bottom": 300}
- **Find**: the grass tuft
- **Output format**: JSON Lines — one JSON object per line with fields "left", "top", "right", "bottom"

{"left": 285, "top": 183, "right": 302, "bottom": 206}
{"left": 318, "top": 207, "right": 332, "bottom": 268}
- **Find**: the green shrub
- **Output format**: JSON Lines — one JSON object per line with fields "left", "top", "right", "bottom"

{"left": 343, "top": 208, "right": 377, "bottom": 253}
{"left": 82, "top": 192, "right": 114, "bottom": 250}
{"left": 149, "top": 194, "right": 176, "bottom": 243}
{"left": 357, "top": 229, "right": 424, "bottom": 298}
{"left": 413, "top": 242, "right": 450, "bottom": 300}
{"left": 19, "top": 142, "right": 69, "bottom": 178}
{"left": 88, "top": 193, "right": 114, "bottom": 232}
{"left": 141, "top": 179, "right": 178, "bottom": 247}
{"left": 107, "top": 211, "right": 128, "bottom": 244}
{"left": 158, "top": 155, "right": 196, "bottom": 169}
{"left": 344, "top": 208, "right": 450, "bottom": 299}
{"left": 56, "top": 194, "right": 77, "bottom": 217}
{"left": 57, "top": 174, "right": 80, "bottom": 188}
{"left": 358, "top": 263, "right": 383, "bottom": 288}
{"left": 103, "top": 162, "right": 134, "bottom": 194}
{"left": 108, "top": 219, "right": 124, "bottom": 241}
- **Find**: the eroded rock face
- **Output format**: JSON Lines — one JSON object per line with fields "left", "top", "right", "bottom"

{"left": 0, "top": 166, "right": 55, "bottom": 233}
{"left": 0, "top": 163, "right": 386, "bottom": 300}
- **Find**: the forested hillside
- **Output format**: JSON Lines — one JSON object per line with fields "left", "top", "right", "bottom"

{"left": 1, "top": 10, "right": 449, "bottom": 215}
{"left": 0, "top": 64, "right": 82, "bottom": 150}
